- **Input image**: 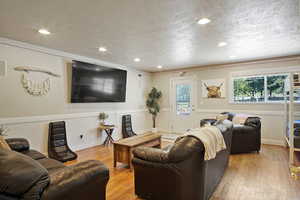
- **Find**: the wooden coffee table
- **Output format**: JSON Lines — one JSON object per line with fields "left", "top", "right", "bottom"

{"left": 113, "top": 133, "right": 161, "bottom": 170}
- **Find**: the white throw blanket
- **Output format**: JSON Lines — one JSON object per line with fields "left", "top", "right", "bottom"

{"left": 184, "top": 126, "right": 226, "bottom": 160}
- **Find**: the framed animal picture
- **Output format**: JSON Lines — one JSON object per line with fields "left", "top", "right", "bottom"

{"left": 202, "top": 79, "right": 226, "bottom": 98}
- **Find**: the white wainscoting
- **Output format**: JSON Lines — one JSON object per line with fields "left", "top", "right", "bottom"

{"left": 0, "top": 109, "right": 151, "bottom": 154}
{"left": 157, "top": 108, "right": 300, "bottom": 146}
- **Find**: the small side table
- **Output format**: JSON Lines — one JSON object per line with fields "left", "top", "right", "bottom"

{"left": 99, "top": 124, "right": 115, "bottom": 146}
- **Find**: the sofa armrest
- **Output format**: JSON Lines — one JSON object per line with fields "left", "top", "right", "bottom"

{"left": 5, "top": 138, "right": 30, "bottom": 152}
{"left": 133, "top": 147, "right": 170, "bottom": 163}
{"left": 41, "top": 160, "right": 109, "bottom": 200}
{"left": 0, "top": 149, "right": 50, "bottom": 199}
{"left": 244, "top": 117, "right": 261, "bottom": 129}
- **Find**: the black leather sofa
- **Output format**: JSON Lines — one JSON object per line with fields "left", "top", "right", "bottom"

{"left": 132, "top": 120, "right": 233, "bottom": 200}
{"left": 0, "top": 138, "right": 109, "bottom": 200}
{"left": 201, "top": 112, "right": 261, "bottom": 154}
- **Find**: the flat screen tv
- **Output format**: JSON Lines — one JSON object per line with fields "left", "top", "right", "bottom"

{"left": 71, "top": 60, "right": 127, "bottom": 103}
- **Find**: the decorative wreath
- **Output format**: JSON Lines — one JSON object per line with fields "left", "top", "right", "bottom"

{"left": 21, "top": 73, "right": 51, "bottom": 96}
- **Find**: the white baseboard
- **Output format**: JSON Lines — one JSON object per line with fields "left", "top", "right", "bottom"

{"left": 72, "top": 141, "right": 101, "bottom": 152}
{"left": 72, "top": 129, "right": 151, "bottom": 152}
{"left": 261, "top": 138, "right": 285, "bottom": 146}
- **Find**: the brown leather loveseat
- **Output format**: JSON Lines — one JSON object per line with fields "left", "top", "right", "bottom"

{"left": 132, "top": 120, "right": 233, "bottom": 200}
{"left": 0, "top": 138, "right": 109, "bottom": 200}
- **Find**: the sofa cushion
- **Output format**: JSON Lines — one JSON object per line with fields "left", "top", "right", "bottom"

{"left": 221, "top": 112, "right": 235, "bottom": 121}
{"left": 22, "top": 150, "right": 46, "bottom": 160}
{"left": 233, "top": 125, "right": 256, "bottom": 134}
{"left": 37, "top": 158, "right": 65, "bottom": 173}
{"left": 0, "top": 148, "right": 50, "bottom": 197}
{"left": 5, "top": 138, "right": 30, "bottom": 152}
{"left": 232, "top": 114, "right": 251, "bottom": 125}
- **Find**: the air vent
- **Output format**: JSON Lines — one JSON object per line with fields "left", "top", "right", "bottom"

{"left": 0, "top": 60, "right": 7, "bottom": 77}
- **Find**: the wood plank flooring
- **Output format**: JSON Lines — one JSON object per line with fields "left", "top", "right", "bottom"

{"left": 66, "top": 143, "right": 300, "bottom": 200}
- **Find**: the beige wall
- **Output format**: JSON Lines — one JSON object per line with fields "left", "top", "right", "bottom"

{"left": 153, "top": 59, "right": 300, "bottom": 111}
{"left": 1, "top": 42, "right": 299, "bottom": 149}
{"left": 152, "top": 58, "right": 300, "bottom": 144}
{"left": 0, "top": 44, "right": 152, "bottom": 153}
{"left": 0, "top": 45, "right": 65, "bottom": 117}
{"left": 0, "top": 44, "right": 152, "bottom": 117}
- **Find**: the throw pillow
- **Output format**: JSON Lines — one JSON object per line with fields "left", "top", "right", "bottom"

{"left": 216, "top": 114, "right": 228, "bottom": 121}
{"left": 232, "top": 114, "right": 250, "bottom": 125}
{"left": 0, "top": 136, "right": 11, "bottom": 150}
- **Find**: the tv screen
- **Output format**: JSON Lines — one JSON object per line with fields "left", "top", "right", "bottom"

{"left": 71, "top": 60, "right": 127, "bottom": 103}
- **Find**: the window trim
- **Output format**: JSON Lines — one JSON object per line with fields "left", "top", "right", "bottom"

{"left": 229, "top": 72, "right": 292, "bottom": 104}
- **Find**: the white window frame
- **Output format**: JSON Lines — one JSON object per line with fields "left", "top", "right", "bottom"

{"left": 229, "top": 73, "right": 294, "bottom": 104}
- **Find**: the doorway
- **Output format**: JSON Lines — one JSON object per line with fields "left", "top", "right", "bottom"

{"left": 170, "top": 77, "right": 197, "bottom": 134}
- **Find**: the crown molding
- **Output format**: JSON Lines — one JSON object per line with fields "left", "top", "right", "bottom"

{"left": 157, "top": 55, "right": 300, "bottom": 74}
{"left": 0, "top": 37, "right": 127, "bottom": 70}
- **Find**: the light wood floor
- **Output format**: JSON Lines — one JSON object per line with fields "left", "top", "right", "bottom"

{"left": 66, "top": 143, "right": 300, "bottom": 200}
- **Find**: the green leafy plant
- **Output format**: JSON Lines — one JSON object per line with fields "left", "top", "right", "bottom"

{"left": 146, "top": 87, "right": 162, "bottom": 128}
{"left": 99, "top": 112, "right": 109, "bottom": 124}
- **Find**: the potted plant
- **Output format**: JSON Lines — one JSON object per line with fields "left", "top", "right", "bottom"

{"left": 99, "top": 112, "right": 109, "bottom": 125}
{"left": 146, "top": 87, "right": 162, "bottom": 133}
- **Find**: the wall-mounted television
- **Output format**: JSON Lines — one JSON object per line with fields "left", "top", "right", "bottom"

{"left": 71, "top": 60, "right": 127, "bottom": 103}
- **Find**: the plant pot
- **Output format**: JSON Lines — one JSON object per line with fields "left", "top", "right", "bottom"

{"left": 152, "top": 128, "right": 158, "bottom": 133}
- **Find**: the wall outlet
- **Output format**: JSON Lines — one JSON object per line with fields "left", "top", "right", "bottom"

{"left": 0, "top": 60, "right": 7, "bottom": 77}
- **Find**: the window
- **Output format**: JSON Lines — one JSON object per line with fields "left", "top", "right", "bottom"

{"left": 176, "top": 84, "right": 191, "bottom": 115}
{"left": 232, "top": 74, "right": 290, "bottom": 103}
{"left": 267, "top": 75, "right": 287, "bottom": 101}
{"left": 233, "top": 76, "right": 265, "bottom": 102}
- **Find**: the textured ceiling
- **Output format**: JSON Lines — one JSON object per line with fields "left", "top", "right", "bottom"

{"left": 0, "top": 0, "right": 300, "bottom": 72}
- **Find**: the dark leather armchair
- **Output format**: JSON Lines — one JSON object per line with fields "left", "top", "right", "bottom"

{"left": 132, "top": 120, "right": 233, "bottom": 200}
{"left": 48, "top": 121, "right": 77, "bottom": 162}
{"left": 200, "top": 112, "right": 261, "bottom": 154}
{"left": 0, "top": 138, "right": 109, "bottom": 200}
{"left": 231, "top": 117, "right": 261, "bottom": 154}
{"left": 122, "top": 115, "right": 137, "bottom": 138}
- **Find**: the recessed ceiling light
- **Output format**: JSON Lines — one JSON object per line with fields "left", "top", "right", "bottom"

{"left": 98, "top": 47, "right": 107, "bottom": 52}
{"left": 38, "top": 29, "right": 51, "bottom": 35}
{"left": 157, "top": 65, "right": 163, "bottom": 69}
{"left": 218, "top": 42, "right": 227, "bottom": 47}
{"left": 134, "top": 58, "right": 141, "bottom": 62}
{"left": 197, "top": 18, "right": 211, "bottom": 25}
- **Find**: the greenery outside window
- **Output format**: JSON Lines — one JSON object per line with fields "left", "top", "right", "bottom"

{"left": 267, "top": 75, "right": 287, "bottom": 102}
{"left": 233, "top": 76, "right": 265, "bottom": 102}
{"left": 176, "top": 84, "right": 191, "bottom": 115}
{"left": 231, "top": 73, "right": 297, "bottom": 103}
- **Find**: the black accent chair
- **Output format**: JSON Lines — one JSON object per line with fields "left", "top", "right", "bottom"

{"left": 0, "top": 138, "right": 109, "bottom": 200}
{"left": 231, "top": 116, "right": 261, "bottom": 154}
{"left": 48, "top": 121, "right": 77, "bottom": 162}
{"left": 122, "top": 115, "right": 137, "bottom": 138}
{"left": 200, "top": 112, "right": 261, "bottom": 154}
{"left": 132, "top": 120, "right": 233, "bottom": 200}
